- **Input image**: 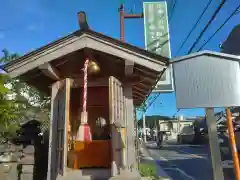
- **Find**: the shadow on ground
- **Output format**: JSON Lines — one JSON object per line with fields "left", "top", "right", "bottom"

{"left": 146, "top": 143, "right": 235, "bottom": 180}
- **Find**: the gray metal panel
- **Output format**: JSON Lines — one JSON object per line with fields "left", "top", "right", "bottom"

{"left": 173, "top": 55, "right": 240, "bottom": 108}
{"left": 172, "top": 50, "right": 240, "bottom": 63}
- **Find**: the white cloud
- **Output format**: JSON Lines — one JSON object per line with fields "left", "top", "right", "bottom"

{"left": 0, "top": 32, "right": 5, "bottom": 39}
{"left": 27, "top": 25, "right": 37, "bottom": 31}
{"left": 27, "top": 23, "right": 44, "bottom": 32}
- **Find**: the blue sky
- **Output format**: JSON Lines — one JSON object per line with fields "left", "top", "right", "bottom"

{"left": 0, "top": 0, "right": 239, "bottom": 118}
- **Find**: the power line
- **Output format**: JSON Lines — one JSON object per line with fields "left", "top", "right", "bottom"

{"left": 172, "top": 109, "right": 180, "bottom": 117}
{"left": 187, "top": 0, "right": 226, "bottom": 54}
{"left": 145, "top": 93, "right": 161, "bottom": 111}
{"left": 175, "top": 0, "right": 212, "bottom": 55}
{"left": 197, "top": 3, "right": 240, "bottom": 51}
{"left": 169, "top": 0, "right": 177, "bottom": 21}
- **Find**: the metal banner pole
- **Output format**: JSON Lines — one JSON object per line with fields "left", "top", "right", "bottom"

{"left": 143, "top": 113, "right": 147, "bottom": 143}
{"left": 205, "top": 108, "right": 224, "bottom": 180}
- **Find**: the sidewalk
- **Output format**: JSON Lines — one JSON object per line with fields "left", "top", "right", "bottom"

{"left": 139, "top": 143, "right": 171, "bottom": 180}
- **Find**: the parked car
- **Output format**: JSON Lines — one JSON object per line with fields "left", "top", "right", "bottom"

{"left": 177, "top": 125, "right": 195, "bottom": 144}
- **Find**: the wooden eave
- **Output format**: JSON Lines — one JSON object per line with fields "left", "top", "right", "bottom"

{"left": 3, "top": 29, "right": 169, "bottom": 106}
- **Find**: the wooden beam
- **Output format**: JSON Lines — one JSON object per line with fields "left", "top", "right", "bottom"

{"left": 39, "top": 63, "right": 60, "bottom": 80}
{"left": 134, "top": 66, "right": 158, "bottom": 79}
{"left": 134, "top": 70, "right": 158, "bottom": 85}
{"left": 125, "top": 59, "right": 134, "bottom": 76}
{"left": 71, "top": 77, "right": 108, "bottom": 88}
{"left": 133, "top": 86, "right": 148, "bottom": 94}
{"left": 123, "top": 76, "right": 155, "bottom": 86}
{"left": 138, "top": 82, "right": 151, "bottom": 89}
{"left": 133, "top": 91, "right": 146, "bottom": 99}
{"left": 133, "top": 100, "right": 142, "bottom": 106}
{"left": 133, "top": 96, "right": 143, "bottom": 105}
{"left": 133, "top": 94, "right": 142, "bottom": 100}
{"left": 6, "top": 34, "right": 166, "bottom": 78}
{"left": 134, "top": 77, "right": 156, "bottom": 85}
{"left": 133, "top": 88, "right": 146, "bottom": 97}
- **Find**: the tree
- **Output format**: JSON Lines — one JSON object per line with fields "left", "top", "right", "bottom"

{"left": 0, "top": 74, "right": 21, "bottom": 138}
{"left": 0, "top": 49, "right": 51, "bottom": 138}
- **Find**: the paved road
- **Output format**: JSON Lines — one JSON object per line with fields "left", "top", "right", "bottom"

{"left": 145, "top": 141, "right": 235, "bottom": 180}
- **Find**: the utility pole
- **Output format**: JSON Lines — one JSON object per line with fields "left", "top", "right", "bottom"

{"left": 119, "top": 4, "right": 143, "bottom": 42}
{"left": 119, "top": 3, "right": 144, "bottom": 142}
{"left": 177, "top": 116, "right": 180, "bottom": 135}
{"left": 143, "top": 113, "right": 147, "bottom": 143}
{"left": 177, "top": 116, "right": 182, "bottom": 144}
{"left": 155, "top": 119, "right": 158, "bottom": 141}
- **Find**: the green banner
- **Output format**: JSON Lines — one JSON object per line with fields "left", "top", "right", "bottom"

{"left": 144, "top": 1, "right": 170, "bottom": 58}
{"left": 144, "top": 1, "right": 173, "bottom": 92}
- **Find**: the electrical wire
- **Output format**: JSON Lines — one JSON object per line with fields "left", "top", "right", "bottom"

{"left": 169, "top": 0, "right": 177, "bottom": 21}
{"left": 175, "top": 0, "right": 212, "bottom": 55}
{"left": 197, "top": 3, "right": 240, "bottom": 51}
{"left": 187, "top": 0, "right": 226, "bottom": 54}
{"left": 145, "top": 93, "right": 161, "bottom": 111}
{"left": 172, "top": 109, "right": 180, "bottom": 117}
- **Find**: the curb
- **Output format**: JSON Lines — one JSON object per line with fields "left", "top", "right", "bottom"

{"left": 140, "top": 143, "right": 171, "bottom": 180}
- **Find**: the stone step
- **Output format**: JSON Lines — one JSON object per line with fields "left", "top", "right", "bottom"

{"left": 57, "top": 175, "right": 108, "bottom": 180}
{"left": 20, "top": 174, "right": 33, "bottom": 180}
{"left": 57, "top": 169, "right": 110, "bottom": 180}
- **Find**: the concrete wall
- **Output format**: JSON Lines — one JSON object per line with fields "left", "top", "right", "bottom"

{"left": 0, "top": 142, "right": 48, "bottom": 180}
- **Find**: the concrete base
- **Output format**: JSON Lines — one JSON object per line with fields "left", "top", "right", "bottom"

{"left": 109, "top": 169, "right": 141, "bottom": 180}
{"left": 57, "top": 168, "right": 111, "bottom": 180}
{"left": 56, "top": 168, "right": 141, "bottom": 180}
{"left": 20, "top": 174, "right": 33, "bottom": 180}
{"left": 109, "top": 176, "right": 140, "bottom": 180}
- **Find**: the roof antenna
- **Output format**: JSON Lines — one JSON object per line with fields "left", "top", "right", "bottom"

{"left": 77, "top": 11, "right": 89, "bottom": 30}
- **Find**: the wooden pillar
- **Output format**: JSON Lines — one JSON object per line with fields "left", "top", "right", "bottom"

{"left": 47, "top": 81, "right": 60, "bottom": 180}
{"left": 109, "top": 76, "right": 122, "bottom": 176}
{"left": 124, "top": 84, "right": 137, "bottom": 170}
{"left": 47, "top": 78, "right": 71, "bottom": 180}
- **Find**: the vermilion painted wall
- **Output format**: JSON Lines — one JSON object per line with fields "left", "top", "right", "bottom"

{"left": 70, "top": 87, "right": 109, "bottom": 136}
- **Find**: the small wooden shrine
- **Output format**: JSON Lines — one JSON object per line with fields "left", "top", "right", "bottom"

{"left": 3, "top": 12, "right": 168, "bottom": 180}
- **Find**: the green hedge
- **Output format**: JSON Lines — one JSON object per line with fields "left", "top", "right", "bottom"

{"left": 139, "top": 163, "right": 157, "bottom": 179}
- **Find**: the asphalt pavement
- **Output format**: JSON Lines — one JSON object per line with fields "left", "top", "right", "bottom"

{"left": 145, "top": 140, "right": 235, "bottom": 180}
